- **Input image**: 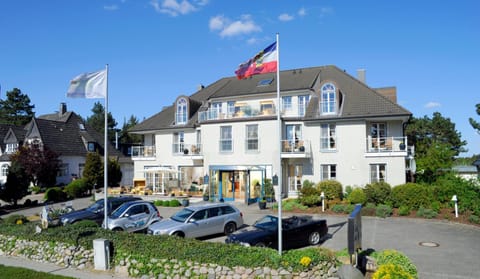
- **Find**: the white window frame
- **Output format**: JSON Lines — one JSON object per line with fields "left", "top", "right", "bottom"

{"left": 1, "top": 164, "right": 9, "bottom": 177}
{"left": 370, "top": 164, "right": 386, "bottom": 183}
{"left": 176, "top": 98, "right": 187, "bottom": 124}
{"left": 5, "top": 143, "right": 18, "bottom": 154}
{"left": 298, "top": 94, "right": 310, "bottom": 116}
{"left": 321, "top": 164, "right": 337, "bottom": 180}
{"left": 281, "top": 96, "right": 292, "bottom": 112}
{"left": 245, "top": 124, "right": 259, "bottom": 152}
{"left": 320, "top": 124, "right": 336, "bottom": 151}
{"left": 220, "top": 126, "right": 232, "bottom": 153}
{"left": 320, "top": 83, "right": 336, "bottom": 115}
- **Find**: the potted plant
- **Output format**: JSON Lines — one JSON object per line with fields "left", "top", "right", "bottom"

{"left": 203, "top": 189, "right": 209, "bottom": 201}
{"left": 181, "top": 198, "right": 189, "bottom": 207}
{"left": 258, "top": 197, "right": 267, "bottom": 209}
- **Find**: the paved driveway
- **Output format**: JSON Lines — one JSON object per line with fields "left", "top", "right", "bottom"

{"left": 2, "top": 196, "right": 479, "bottom": 279}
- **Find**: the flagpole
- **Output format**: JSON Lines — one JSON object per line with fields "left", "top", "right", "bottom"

{"left": 275, "top": 33, "right": 283, "bottom": 255}
{"left": 103, "top": 64, "right": 109, "bottom": 228}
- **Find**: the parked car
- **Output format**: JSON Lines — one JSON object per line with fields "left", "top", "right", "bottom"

{"left": 103, "top": 200, "right": 161, "bottom": 232}
{"left": 225, "top": 214, "right": 328, "bottom": 250}
{"left": 59, "top": 196, "right": 141, "bottom": 225}
{"left": 147, "top": 203, "right": 243, "bottom": 238}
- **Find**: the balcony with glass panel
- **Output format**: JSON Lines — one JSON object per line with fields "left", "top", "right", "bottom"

{"left": 280, "top": 139, "right": 311, "bottom": 158}
{"left": 131, "top": 145, "right": 156, "bottom": 160}
{"left": 365, "top": 136, "right": 409, "bottom": 155}
{"left": 172, "top": 143, "right": 203, "bottom": 158}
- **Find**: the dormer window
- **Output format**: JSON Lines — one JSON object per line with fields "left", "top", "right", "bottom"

{"left": 87, "top": 142, "right": 96, "bottom": 152}
{"left": 320, "top": 83, "right": 337, "bottom": 115}
{"left": 176, "top": 98, "right": 187, "bottom": 125}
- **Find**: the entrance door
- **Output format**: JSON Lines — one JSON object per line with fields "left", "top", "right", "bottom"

{"left": 220, "top": 171, "right": 234, "bottom": 201}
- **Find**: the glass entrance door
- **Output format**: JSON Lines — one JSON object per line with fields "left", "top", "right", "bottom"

{"left": 220, "top": 171, "right": 234, "bottom": 201}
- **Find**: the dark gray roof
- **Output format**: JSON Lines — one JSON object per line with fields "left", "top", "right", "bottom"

{"left": 131, "top": 65, "right": 411, "bottom": 133}
{"left": 0, "top": 124, "right": 26, "bottom": 162}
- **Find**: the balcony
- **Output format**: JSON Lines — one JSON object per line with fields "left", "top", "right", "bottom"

{"left": 281, "top": 139, "right": 311, "bottom": 158}
{"left": 131, "top": 145, "right": 156, "bottom": 160}
{"left": 172, "top": 143, "right": 203, "bottom": 158}
{"left": 366, "top": 136, "right": 409, "bottom": 155}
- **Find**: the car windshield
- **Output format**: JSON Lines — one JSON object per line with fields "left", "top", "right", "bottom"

{"left": 171, "top": 208, "right": 194, "bottom": 222}
{"left": 110, "top": 203, "right": 130, "bottom": 219}
{"left": 253, "top": 215, "right": 278, "bottom": 231}
{"left": 86, "top": 200, "right": 104, "bottom": 212}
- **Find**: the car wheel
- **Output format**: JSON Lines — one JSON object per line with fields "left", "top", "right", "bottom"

{"left": 308, "top": 231, "right": 321, "bottom": 245}
{"left": 224, "top": 222, "right": 236, "bottom": 235}
{"left": 255, "top": 242, "right": 266, "bottom": 247}
{"left": 172, "top": 231, "right": 185, "bottom": 238}
{"left": 112, "top": 227, "right": 123, "bottom": 232}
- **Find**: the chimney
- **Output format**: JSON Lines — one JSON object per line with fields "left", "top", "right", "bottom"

{"left": 197, "top": 84, "right": 205, "bottom": 91}
{"left": 357, "top": 69, "right": 366, "bottom": 84}
{"left": 59, "top": 102, "right": 67, "bottom": 115}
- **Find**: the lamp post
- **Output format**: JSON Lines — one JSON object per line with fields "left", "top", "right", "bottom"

{"left": 452, "top": 195, "right": 458, "bottom": 218}
{"left": 321, "top": 191, "right": 325, "bottom": 212}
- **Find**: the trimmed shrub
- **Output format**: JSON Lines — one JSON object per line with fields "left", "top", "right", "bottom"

{"left": 372, "top": 264, "right": 413, "bottom": 279}
{"left": 299, "top": 184, "right": 320, "bottom": 206}
{"left": 347, "top": 188, "right": 366, "bottom": 205}
{"left": 4, "top": 214, "right": 28, "bottom": 225}
{"left": 364, "top": 182, "right": 391, "bottom": 205}
{"left": 391, "top": 183, "right": 432, "bottom": 210}
{"left": 154, "top": 200, "right": 164, "bottom": 206}
{"left": 64, "top": 178, "right": 88, "bottom": 198}
{"left": 416, "top": 207, "right": 438, "bottom": 219}
{"left": 331, "top": 204, "right": 345, "bottom": 213}
{"left": 376, "top": 204, "right": 393, "bottom": 218}
{"left": 344, "top": 185, "right": 353, "bottom": 200}
{"left": 168, "top": 199, "right": 181, "bottom": 207}
{"left": 72, "top": 219, "right": 99, "bottom": 228}
{"left": 44, "top": 187, "right": 67, "bottom": 202}
{"left": 398, "top": 205, "right": 411, "bottom": 216}
{"left": 316, "top": 180, "right": 343, "bottom": 201}
{"left": 277, "top": 199, "right": 308, "bottom": 211}
{"left": 361, "top": 203, "right": 377, "bottom": 216}
{"left": 372, "top": 249, "right": 418, "bottom": 279}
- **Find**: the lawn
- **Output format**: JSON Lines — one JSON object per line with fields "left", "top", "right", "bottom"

{"left": 0, "top": 264, "right": 74, "bottom": 279}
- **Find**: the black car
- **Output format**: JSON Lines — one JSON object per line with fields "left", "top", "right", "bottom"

{"left": 59, "top": 196, "right": 141, "bottom": 225}
{"left": 225, "top": 215, "right": 328, "bottom": 250}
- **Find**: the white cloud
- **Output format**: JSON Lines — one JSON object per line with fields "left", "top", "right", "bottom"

{"left": 210, "top": 14, "right": 261, "bottom": 38}
{"left": 298, "top": 7, "right": 306, "bottom": 17}
{"left": 425, "top": 102, "right": 441, "bottom": 109}
{"left": 278, "top": 13, "right": 294, "bottom": 22}
{"left": 150, "top": 0, "right": 199, "bottom": 16}
{"left": 104, "top": 5, "right": 119, "bottom": 11}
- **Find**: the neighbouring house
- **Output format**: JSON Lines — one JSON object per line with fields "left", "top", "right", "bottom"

{"left": 129, "top": 65, "right": 414, "bottom": 203}
{"left": 452, "top": 165, "right": 479, "bottom": 182}
{"left": 0, "top": 124, "right": 27, "bottom": 185}
{"left": 0, "top": 103, "right": 133, "bottom": 188}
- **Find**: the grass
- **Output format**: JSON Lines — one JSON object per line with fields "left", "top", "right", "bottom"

{"left": 0, "top": 264, "right": 74, "bottom": 279}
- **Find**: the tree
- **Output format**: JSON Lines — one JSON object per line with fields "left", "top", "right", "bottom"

{"left": 86, "top": 102, "right": 118, "bottom": 143}
{"left": 83, "top": 151, "right": 103, "bottom": 192}
{"left": 0, "top": 88, "right": 35, "bottom": 125}
{"left": 405, "top": 112, "right": 467, "bottom": 182}
{"left": 120, "top": 115, "right": 143, "bottom": 145}
{"left": 469, "top": 103, "right": 480, "bottom": 134}
{"left": 10, "top": 145, "right": 60, "bottom": 187}
{"left": 0, "top": 161, "right": 30, "bottom": 206}
{"left": 108, "top": 158, "right": 122, "bottom": 187}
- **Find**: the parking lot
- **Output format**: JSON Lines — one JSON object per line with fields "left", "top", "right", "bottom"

{"left": 2, "top": 194, "right": 480, "bottom": 278}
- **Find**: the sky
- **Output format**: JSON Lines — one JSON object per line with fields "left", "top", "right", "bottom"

{"left": 0, "top": 0, "right": 479, "bottom": 156}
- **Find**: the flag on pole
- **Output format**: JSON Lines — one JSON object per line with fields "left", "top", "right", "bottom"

{"left": 235, "top": 42, "right": 277, "bottom": 79}
{"left": 67, "top": 69, "right": 107, "bottom": 98}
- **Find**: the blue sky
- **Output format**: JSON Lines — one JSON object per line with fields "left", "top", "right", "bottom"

{"left": 1, "top": 0, "right": 479, "bottom": 156}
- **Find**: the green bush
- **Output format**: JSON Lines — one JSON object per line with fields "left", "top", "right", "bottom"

{"left": 168, "top": 199, "right": 181, "bottom": 207}
{"left": 64, "top": 178, "right": 88, "bottom": 198}
{"left": 371, "top": 249, "right": 418, "bottom": 279}
{"left": 44, "top": 187, "right": 67, "bottom": 202}
{"left": 71, "top": 219, "right": 99, "bottom": 228}
{"left": 361, "top": 203, "right": 377, "bottom": 216}
{"left": 430, "top": 201, "right": 441, "bottom": 213}
{"left": 391, "top": 183, "right": 432, "bottom": 210}
{"left": 372, "top": 264, "right": 413, "bottom": 279}
{"left": 376, "top": 204, "right": 393, "bottom": 218}
{"left": 344, "top": 185, "right": 353, "bottom": 200}
{"left": 364, "top": 182, "right": 391, "bottom": 205}
{"left": 416, "top": 207, "right": 438, "bottom": 219}
{"left": 347, "top": 188, "right": 366, "bottom": 205}
{"left": 278, "top": 199, "right": 308, "bottom": 211}
{"left": 331, "top": 204, "right": 345, "bottom": 213}
{"left": 154, "top": 200, "right": 164, "bottom": 206}
{"left": 344, "top": 204, "right": 356, "bottom": 214}
{"left": 468, "top": 215, "right": 479, "bottom": 224}
{"left": 316, "top": 180, "right": 343, "bottom": 201}
{"left": 398, "top": 205, "right": 411, "bottom": 216}
{"left": 298, "top": 184, "right": 320, "bottom": 206}
{"left": 31, "top": 186, "right": 42, "bottom": 194}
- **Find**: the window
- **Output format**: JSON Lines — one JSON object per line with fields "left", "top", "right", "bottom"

{"left": 260, "top": 101, "right": 274, "bottom": 115}
{"left": 370, "top": 123, "right": 387, "bottom": 148}
{"left": 298, "top": 95, "right": 310, "bottom": 116}
{"left": 287, "top": 164, "right": 303, "bottom": 192}
{"left": 87, "top": 142, "right": 96, "bottom": 152}
{"left": 370, "top": 164, "right": 386, "bottom": 182}
{"left": 320, "top": 124, "right": 336, "bottom": 150}
{"left": 220, "top": 126, "right": 232, "bottom": 152}
{"left": 5, "top": 143, "right": 18, "bottom": 153}
{"left": 285, "top": 124, "right": 302, "bottom": 146}
{"left": 1, "top": 164, "right": 8, "bottom": 177}
{"left": 257, "top": 78, "right": 273, "bottom": 86}
{"left": 174, "top": 132, "right": 185, "bottom": 154}
{"left": 246, "top": 124, "right": 258, "bottom": 151}
{"left": 321, "top": 165, "right": 337, "bottom": 180}
{"left": 282, "top": 96, "right": 292, "bottom": 112}
{"left": 320, "top": 83, "right": 336, "bottom": 115}
{"left": 57, "top": 163, "right": 69, "bottom": 177}
{"left": 227, "top": 101, "right": 235, "bottom": 117}
{"left": 212, "top": 102, "right": 222, "bottom": 118}
{"left": 176, "top": 98, "right": 187, "bottom": 124}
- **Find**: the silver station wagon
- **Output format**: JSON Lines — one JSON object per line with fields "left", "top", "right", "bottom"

{"left": 104, "top": 200, "right": 161, "bottom": 233}
{"left": 147, "top": 203, "right": 243, "bottom": 238}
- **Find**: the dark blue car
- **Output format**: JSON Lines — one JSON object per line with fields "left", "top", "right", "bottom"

{"left": 225, "top": 215, "right": 328, "bottom": 250}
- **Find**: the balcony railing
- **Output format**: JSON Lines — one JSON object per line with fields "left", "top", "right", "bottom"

{"left": 198, "top": 108, "right": 277, "bottom": 122}
{"left": 172, "top": 143, "right": 203, "bottom": 156}
{"left": 281, "top": 139, "right": 311, "bottom": 155}
{"left": 366, "top": 136, "right": 408, "bottom": 153}
{"left": 131, "top": 145, "right": 156, "bottom": 158}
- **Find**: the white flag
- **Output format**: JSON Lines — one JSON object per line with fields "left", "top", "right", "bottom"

{"left": 67, "top": 69, "right": 107, "bottom": 98}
